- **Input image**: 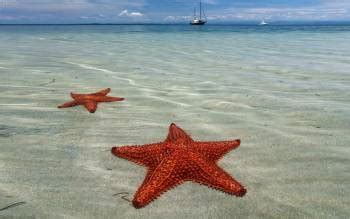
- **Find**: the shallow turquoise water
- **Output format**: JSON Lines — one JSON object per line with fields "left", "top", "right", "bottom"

{"left": 0, "top": 25, "right": 349, "bottom": 218}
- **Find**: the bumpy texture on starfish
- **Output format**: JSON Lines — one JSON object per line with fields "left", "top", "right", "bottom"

{"left": 58, "top": 88, "right": 124, "bottom": 113}
{"left": 111, "top": 123, "right": 246, "bottom": 208}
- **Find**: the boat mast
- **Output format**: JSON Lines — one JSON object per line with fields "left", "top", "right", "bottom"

{"left": 194, "top": 8, "right": 196, "bottom": 19}
{"left": 199, "top": 1, "right": 202, "bottom": 20}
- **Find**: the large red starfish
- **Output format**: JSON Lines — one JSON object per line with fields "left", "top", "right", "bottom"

{"left": 111, "top": 123, "right": 246, "bottom": 208}
{"left": 58, "top": 88, "right": 124, "bottom": 113}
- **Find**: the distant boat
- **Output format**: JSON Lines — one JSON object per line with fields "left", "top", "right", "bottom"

{"left": 259, "top": 20, "right": 268, "bottom": 26}
{"left": 190, "top": 1, "right": 206, "bottom": 25}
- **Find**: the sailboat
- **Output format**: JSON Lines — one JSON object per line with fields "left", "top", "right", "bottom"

{"left": 190, "top": 1, "right": 206, "bottom": 25}
{"left": 259, "top": 20, "right": 268, "bottom": 26}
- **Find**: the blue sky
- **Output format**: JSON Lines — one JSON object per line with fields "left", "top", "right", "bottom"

{"left": 0, "top": 0, "right": 350, "bottom": 23}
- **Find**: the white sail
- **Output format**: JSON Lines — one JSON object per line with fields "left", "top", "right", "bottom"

{"left": 260, "top": 20, "right": 268, "bottom": 25}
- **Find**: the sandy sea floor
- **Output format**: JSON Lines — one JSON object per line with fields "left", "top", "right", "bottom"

{"left": 0, "top": 25, "right": 350, "bottom": 218}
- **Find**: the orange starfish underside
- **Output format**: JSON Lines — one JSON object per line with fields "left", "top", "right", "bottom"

{"left": 58, "top": 88, "right": 124, "bottom": 113}
{"left": 111, "top": 123, "right": 246, "bottom": 208}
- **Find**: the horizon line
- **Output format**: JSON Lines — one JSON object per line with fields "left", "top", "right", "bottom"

{"left": 1, "top": 20, "right": 350, "bottom": 26}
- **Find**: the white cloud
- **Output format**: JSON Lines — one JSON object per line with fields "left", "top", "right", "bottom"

{"left": 119, "top": 9, "right": 143, "bottom": 17}
{"left": 0, "top": 0, "right": 90, "bottom": 12}
{"left": 0, "top": 0, "right": 145, "bottom": 13}
{"left": 321, "top": 0, "right": 350, "bottom": 8}
{"left": 129, "top": 12, "right": 143, "bottom": 17}
{"left": 164, "top": 15, "right": 190, "bottom": 22}
{"left": 0, "top": 15, "right": 18, "bottom": 20}
{"left": 202, "top": 0, "right": 217, "bottom": 5}
{"left": 160, "top": 1, "right": 350, "bottom": 23}
{"left": 210, "top": 1, "right": 350, "bottom": 21}
{"left": 1, "top": 0, "right": 350, "bottom": 23}
{"left": 0, "top": 0, "right": 147, "bottom": 23}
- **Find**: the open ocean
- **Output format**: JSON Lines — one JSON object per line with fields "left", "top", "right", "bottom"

{"left": 0, "top": 24, "right": 349, "bottom": 218}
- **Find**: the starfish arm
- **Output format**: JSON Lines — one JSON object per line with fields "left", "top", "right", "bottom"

{"left": 111, "top": 143, "right": 166, "bottom": 167}
{"left": 83, "top": 101, "right": 98, "bottom": 113}
{"left": 102, "top": 96, "right": 125, "bottom": 102}
{"left": 57, "top": 100, "right": 79, "bottom": 108}
{"left": 165, "top": 123, "right": 193, "bottom": 143}
{"left": 70, "top": 92, "right": 82, "bottom": 99}
{"left": 192, "top": 139, "right": 241, "bottom": 161}
{"left": 132, "top": 151, "right": 184, "bottom": 208}
{"left": 89, "top": 88, "right": 111, "bottom": 96}
{"left": 70, "top": 88, "right": 111, "bottom": 100}
{"left": 187, "top": 152, "right": 246, "bottom": 197}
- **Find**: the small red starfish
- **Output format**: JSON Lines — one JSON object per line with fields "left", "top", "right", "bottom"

{"left": 58, "top": 88, "right": 124, "bottom": 113}
{"left": 111, "top": 123, "right": 246, "bottom": 208}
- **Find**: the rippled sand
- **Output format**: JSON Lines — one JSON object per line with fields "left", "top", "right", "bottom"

{"left": 0, "top": 25, "right": 349, "bottom": 218}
